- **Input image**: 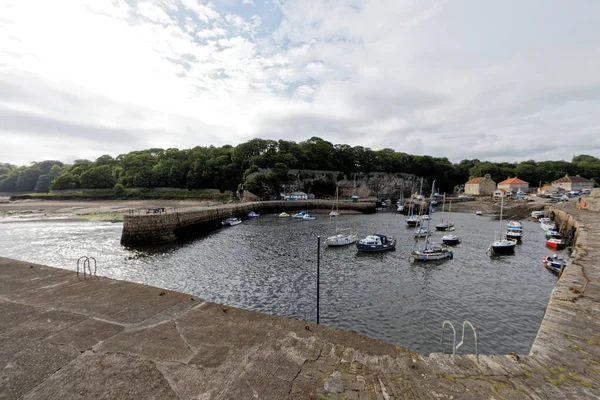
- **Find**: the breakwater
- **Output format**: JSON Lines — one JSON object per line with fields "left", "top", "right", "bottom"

{"left": 121, "top": 200, "right": 375, "bottom": 246}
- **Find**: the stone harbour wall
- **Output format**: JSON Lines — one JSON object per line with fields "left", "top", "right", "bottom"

{"left": 121, "top": 200, "right": 376, "bottom": 246}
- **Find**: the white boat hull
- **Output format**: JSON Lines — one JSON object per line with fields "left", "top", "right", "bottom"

{"left": 326, "top": 234, "right": 358, "bottom": 247}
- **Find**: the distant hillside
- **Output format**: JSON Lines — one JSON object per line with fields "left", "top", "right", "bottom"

{"left": 1, "top": 138, "right": 598, "bottom": 200}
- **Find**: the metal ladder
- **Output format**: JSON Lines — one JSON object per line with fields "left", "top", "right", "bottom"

{"left": 76, "top": 256, "right": 97, "bottom": 278}
{"left": 440, "top": 320, "right": 479, "bottom": 364}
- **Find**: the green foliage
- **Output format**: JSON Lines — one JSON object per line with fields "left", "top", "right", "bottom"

{"left": 80, "top": 165, "right": 116, "bottom": 189}
{"left": 4, "top": 137, "right": 600, "bottom": 197}
{"left": 35, "top": 174, "right": 52, "bottom": 192}
{"left": 113, "top": 183, "right": 125, "bottom": 197}
{"left": 50, "top": 172, "right": 80, "bottom": 190}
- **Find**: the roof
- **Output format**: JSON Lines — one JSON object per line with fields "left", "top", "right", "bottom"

{"left": 291, "top": 191, "right": 307, "bottom": 195}
{"left": 540, "top": 185, "right": 551, "bottom": 190}
{"left": 552, "top": 175, "right": 592, "bottom": 184}
{"left": 466, "top": 177, "right": 485, "bottom": 184}
{"left": 495, "top": 188, "right": 507, "bottom": 193}
{"left": 498, "top": 177, "right": 528, "bottom": 185}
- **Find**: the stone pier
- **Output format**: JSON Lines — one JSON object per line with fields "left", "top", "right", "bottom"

{"left": 1, "top": 203, "right": 599, "bottom": 399}
{"left": 121, "top": 200, "right": 376, "bottom": 246}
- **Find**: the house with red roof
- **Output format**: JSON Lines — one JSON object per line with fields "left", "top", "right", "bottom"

{"left": 497, "top": 177, "right": 529, "bottom": 195}
{"left": 538, "top": 185, "right": 561, "bottom": 196}
{"left": 551, "top": 175, "right": 594, "bottom": 192}
{"left": 493, "top": 188, "right": 509, "bottom": 198}
{"left": 464, "top": 174, "right": 496, "bottom": 196}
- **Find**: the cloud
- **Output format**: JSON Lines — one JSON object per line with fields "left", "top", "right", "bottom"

{"left": 0, "top": 0, "right": 599, "bottom": 166}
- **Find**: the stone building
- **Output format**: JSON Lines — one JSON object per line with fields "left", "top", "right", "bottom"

{"left": 497, "top": 177, "right": 529, "bottom": 194}
{"left": 551, "top": 175, "right": 594, "bottom": 192}
{"left": 464, "top": 174, "right": 496, "bottom": 196}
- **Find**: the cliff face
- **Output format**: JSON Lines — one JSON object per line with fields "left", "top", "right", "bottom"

{"left": 288, "top": 170, "right": 424, "bottom": 199}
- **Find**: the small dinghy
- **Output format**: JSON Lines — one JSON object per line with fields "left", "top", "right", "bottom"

{"left": 302, "top": 214, "right": 317, "bottom": 220}
{"left": 546, "top": 237, "right": 565, "bottom": 249}
{"left": 221, "top": 217, "right": 242, "bottom": 226}
{"left": 476, "top": 211, "right": 483, "bottom": 216}
{"left": 247, "top": 211, "right": 260, "bottom": 219}
{"left": 506, "top": 220, "right": 523, "bottom": 240}
{"left": 293, "top": 211, "right": 308, "bottom": 219}
{"left": 542, "top": 254, "right": 565, "bottom": 274}
{"left": 356, "top": 234, "right": 396, "bottom": 252}
{"left": 278, "top": 212, "right": 290, "bottom": 218}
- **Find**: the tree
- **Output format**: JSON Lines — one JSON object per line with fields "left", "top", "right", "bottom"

{"left": 50, "top": 173, "right": 79, "bottom": 190}
{"left": 15, "top": 167, "right": 40, "bottom": 191}
{"left": 35, "top": 174, "right": 52, "bottom": 192}
{"left": 114, "top": 183, "right": 125, "bottom": 197}
{"left": 80, "top": 165, "right": 116, "bottom": 189}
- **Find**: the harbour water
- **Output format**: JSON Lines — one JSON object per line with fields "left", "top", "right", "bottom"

{"left": 0, "top": 210, "right": 558, "bottom": 355}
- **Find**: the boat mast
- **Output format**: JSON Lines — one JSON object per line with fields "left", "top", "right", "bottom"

{"left": 335, "top": 187, "right": 339, "bottom": 233}
{"left": 499, "top": 195, "right": 504, "bottom": 239}
{"left": 423, "top": 180, "right": 436, "bottom": 250}
{"left": 441, "top": 193, "right": 446, "bottom": 223}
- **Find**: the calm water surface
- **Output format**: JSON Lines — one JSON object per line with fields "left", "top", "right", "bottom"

{"left": 0, "top": 211, "right": 559, "bottom": 355}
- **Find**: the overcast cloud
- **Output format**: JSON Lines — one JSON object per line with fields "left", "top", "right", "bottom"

{"left": 1, "top": 0, "right": 599, "bottom": 165}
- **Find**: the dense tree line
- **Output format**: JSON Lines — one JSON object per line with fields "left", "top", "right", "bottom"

{"left": 1, "top": 137, "right": 598, "bottom": 197}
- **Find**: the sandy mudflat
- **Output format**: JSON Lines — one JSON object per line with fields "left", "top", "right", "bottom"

{"left": 0, "top": 199, "right": 221, "bottom": 223}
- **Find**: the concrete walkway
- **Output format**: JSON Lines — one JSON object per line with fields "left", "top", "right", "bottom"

{"left": 1, "top": 205, "right": 598, "bottom": 399}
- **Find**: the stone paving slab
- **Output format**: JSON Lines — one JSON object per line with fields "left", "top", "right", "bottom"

{"left": 1, "top": 203, "right": 600, "bottom": 400}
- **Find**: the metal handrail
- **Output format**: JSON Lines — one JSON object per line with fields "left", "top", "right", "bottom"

{"left": 440, "top": 320, "right": 456, "bottom": 357}
{"left": 76, "top": 256, "right": 97, "bottom": 278}
{"left": 456, "top": 320, "right": 479, "bottom": 364}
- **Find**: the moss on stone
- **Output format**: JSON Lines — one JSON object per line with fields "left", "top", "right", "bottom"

{"left": 545, "top": 377, "right": 560, "bottom": 385}
{"left": 520, "top": 367, "right": 533, "bottom": 379}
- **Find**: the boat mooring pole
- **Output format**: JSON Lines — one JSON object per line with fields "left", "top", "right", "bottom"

{"left": 317, "top": 236, "right": 320, "bottom": 324}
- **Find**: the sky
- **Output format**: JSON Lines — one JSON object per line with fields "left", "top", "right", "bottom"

{"left": 1, "top": 0, "right": 599, "bottom": 166}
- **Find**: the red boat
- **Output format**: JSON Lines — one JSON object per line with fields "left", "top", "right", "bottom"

{"left": 546, "top": 238, "right": 565, "bottom": 249}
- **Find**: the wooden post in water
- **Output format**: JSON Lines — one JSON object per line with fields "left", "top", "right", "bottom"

{"left": 317, "top": 236, "right": 320, "bottom": 324}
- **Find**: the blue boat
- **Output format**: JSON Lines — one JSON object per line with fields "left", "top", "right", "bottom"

{"left": 356, "top": 234, "right": 396, "bottom": 252}
{"left": 542, "top": 254, "right": 565, "bottom": 274}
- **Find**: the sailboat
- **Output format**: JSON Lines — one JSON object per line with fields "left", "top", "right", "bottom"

{"left": 396, "top": 193, "right": 404, "bottom": 213}
{"left": 406, "top": 178, "right": 423, "bottom": 227}
{"left": 435, "top": 194, "right": 455, "bottom": 231}
{"left": 489, "top": 196, "right": 517, "bottom": 255}
{"left": 326, "top": 187, "right": 358, "bottom": 247}
{"left": 410, "top": 180, "right": 453, "bottom": 262}
{"left": 351, "top": 173, "right": 359, "bottom": 202}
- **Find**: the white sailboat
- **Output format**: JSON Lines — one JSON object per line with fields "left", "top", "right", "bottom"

{"left": 489, "top": 196, "right": 517, "bottom": 255}
{"left": 406, "top": 178, "right": 423, "bottom": 227}
{"left": 410, "top": 180, "right": 453, "bottom": 262}
{"left": 326, "top": 187, "right": 358, "bottom": 247}
{"left": 435, "top": 194, "right": 455, "bottom": 231}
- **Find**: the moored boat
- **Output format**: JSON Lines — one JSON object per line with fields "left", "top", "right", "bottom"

{"left": 489, "top": 196, "right": 517, "bottom": 255}
{"left": 531, "top": 210, "right": 544, "bottom": 219}
{"left": 546, "top": 237, "right": 565, "bottom": 249}
{"left": 442, "top": 234, "right": 461, "bottom": 245}
{"left": 278, "top": 212, "right": 290, "bottom": 218}
{"left": 356, "top": 234, "right": 396, "bottom": 252}
{"left": 476, "top": 211, "right": 483, "bottom": 216}
{"left": 406, "top": 215, "right": 420, "bottom": 227}
{"left": 293, "top": 211, "right": 308, "bottom": 218}
{"left": 247, "top": 211, "right": 260, "bottom": 219}
{"left": 327, "top": 233, "right": 358, "bottom": 247}
{"left": 506, "top": 220, "right": 523, "bottom": 240}
{"left": 545, "top": 229, "right": 561, "bottom": 239}
{"left": 542, "top": 254, "right": 565, "bottom": 274}
{"left": 413, "top": 228, "right": 432, "bottom": 238}
{"left": 540, "top": 221, "right": 556, "bottom": 231}
{"left": 411, "top": 242, "right": 453, "bottom": 261}
{"left": 329, "top": 211, "right": 339, "bottom": 217}
{"left": 302, "top": 214, "right": 317, "bottom": 220}
{"left": 221, "top": 217, "right": 242, "bottom": 226}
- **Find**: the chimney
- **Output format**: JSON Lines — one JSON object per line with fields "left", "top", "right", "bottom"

{"left": 484, "top": 174, "right": 490, "bottom": 179}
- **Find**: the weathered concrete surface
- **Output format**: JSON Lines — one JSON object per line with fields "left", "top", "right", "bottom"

{"left": 1, "top": 244, "right": 599, "bottom": 399}
{"left": 121, "top": 200, "right": 376, "bottom": 246}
